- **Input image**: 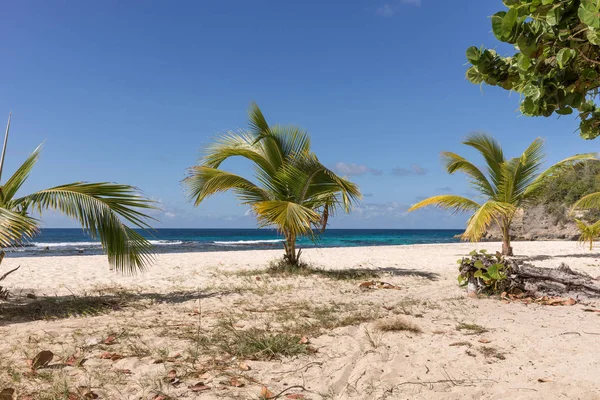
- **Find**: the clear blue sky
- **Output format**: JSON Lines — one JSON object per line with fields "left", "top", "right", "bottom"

{"left": 0, "top": 0, "right": 594, "bottom": 229}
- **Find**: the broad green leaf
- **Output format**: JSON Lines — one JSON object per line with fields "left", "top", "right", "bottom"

{"left": 557, "top": 48, "right": 576, "bottom": 68}
{"left": 556, "top": 107, "right": 573, "bottom": 115}
{"left": 579, "top": 0, "right": 600, "bottom": 28}
{"left": 523, "top": 84, "right": 542, "bottom": 100}
{"left": 474, "top": 260, "right": 485, "bottom": 269}
{"left": 466, "top": 67, "right": 484, "bottom": 84}
{"left": 466, "top": 47, "right": 482, "bottom": 64}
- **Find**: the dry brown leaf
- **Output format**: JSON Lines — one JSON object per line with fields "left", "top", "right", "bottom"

{"left": 103, "top": 335, "right": 117, "bottom": 345}
{"left": 0, "top": 388, "right": 15, "bottom": 400}
{"left": 99, "top": 352, "right": 122, "bottom": 361}
{"left": 228, "top": 377, "right": 244, "bottom": 387}
{"left": 563, "top": 298, "right": 577, "bottom": 306}
{"left": 478, "top": 338, "right": 491, "bottom": 344}
{"left": 153, "top": 396, "right": 169, "bottom": 400}
{"left": 538, "top": 378, "right": 552, "bottom": 383}
{"left": 31, "top": 350, "right": 54, "bottom": 370}
{"left": 189, "top": 382, "right": 210, "bottom": 392}
{"left": 583, "top": 308, "right": 600, "bottom": 313}
{"left": 260, "top": 386, "right": 274, "bottom": 399}
{"left": 238, "top": 362, "right": 251, "bottom": 371}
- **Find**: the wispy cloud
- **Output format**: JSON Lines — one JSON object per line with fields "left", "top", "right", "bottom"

{"left": 376, "top": 0, "right": 421, "bottom": 17}
{"left": 392, "top": 164, "right": 428, "bottom": 177}
{"left": 333, "top": 162, "right": 382, "bottom": 177}
{"left": 353, "top": 202, "right": 410, "bottom": 219}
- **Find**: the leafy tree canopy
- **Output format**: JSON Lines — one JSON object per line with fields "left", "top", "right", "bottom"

{"left": 466, "top": 0, "right": 600, "bottom": 139}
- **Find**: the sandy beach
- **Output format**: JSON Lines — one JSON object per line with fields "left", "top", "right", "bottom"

{"left": 2, "top": 241, "right": 600, "bottom": 399}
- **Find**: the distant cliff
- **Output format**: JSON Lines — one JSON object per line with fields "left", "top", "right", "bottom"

{"left": 482, "top": 206, "right": 581, "bottom": 241}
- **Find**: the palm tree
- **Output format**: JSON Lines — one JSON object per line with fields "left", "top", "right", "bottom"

{"left": 408, "top": 133, "right": 596, "bottom": 255}
{"left": 574, "top": 219, "right": 600, "bottom": 251}
{"left": 184, "top": 103, "right": 361, "bottom": 266}
{"left": 0, "top": 114, "right": 156, "bottom": 276}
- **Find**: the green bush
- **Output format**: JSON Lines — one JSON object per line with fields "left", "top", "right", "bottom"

{"left": 458, "top": 250, "right": 510, "bottom": 294}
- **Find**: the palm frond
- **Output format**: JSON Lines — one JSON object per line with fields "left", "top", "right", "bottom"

{"left": 573, "top": 191, "right": 600, "bottom": 211}
{"left": 15, "top": 183, "right": 157, "bottom": 274}
{"left": 463, "top": 133, "right": 505, "bottom": 189}
{"left": 253, "top": 200, "right": 321, "bottom": 237}
{"left": 408, "top": 195, "right": 480, "bottom": 214}
{"left": 524, "top": 153, "right": 598, "bottom": 198}
{"left": 441, "top": 152, "right": 495, "bottom": 196}
{"left": 462, "top": 201, "right": 514, "bottom": 242}
{"left": 184, "top": 166, "right": 270, "bottom": 205}
{"left": 202, "top": 131, "right": 275, "bottom": 175}
{"left": 0, "top": 208, "right": 39, "bottom": 248}
{"left": 1, "top": 143, "right": 43, "bottom": 204}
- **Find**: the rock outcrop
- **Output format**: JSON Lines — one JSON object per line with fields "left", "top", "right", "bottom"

{"left": 483, "top": 206, "right": 581, "bottom": 241}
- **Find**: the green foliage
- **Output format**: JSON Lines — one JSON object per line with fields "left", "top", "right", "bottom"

{"left": 457, "top": 250, "right": 510, "bottom": 294}
{"left": 408, "top": 133, "right": 596, "bottom": 254}
{"left": 575, "top": 218, "right": 600, "bottom": 249}
{"left": 466, "top": 0, "right": 600, "bottom": 139}
{"left": 0, "top": 131, "right": 156, "bottom": 273}
{"left": 184, "top": 103, "right": 361, "bottom": 265}
{"left": 532, "top": 160, "right": 600, "bottom": 222}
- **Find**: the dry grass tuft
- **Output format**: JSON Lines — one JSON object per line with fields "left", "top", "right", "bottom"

{"left": 375, "top": 317, "right": 422, "bottom": 333}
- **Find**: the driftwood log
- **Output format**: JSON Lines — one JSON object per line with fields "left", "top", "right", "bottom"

{"left": 507, "top": 260, "right": 600, "bottom": 300}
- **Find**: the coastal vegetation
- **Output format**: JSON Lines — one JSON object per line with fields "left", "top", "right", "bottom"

{"left": 575, "top": 218, "right": 600, "bottom": 250}
{"left": 184, "top": 103, "right": 361, "bottom": 267}
{"left": 408, "top": 133, "right": 596, "bottom": 255}
{"left": 0, "top": 115, "right": 156, "bottom": 284}
{"left": 465, "top": 0, "right": 600, "bottom": 139}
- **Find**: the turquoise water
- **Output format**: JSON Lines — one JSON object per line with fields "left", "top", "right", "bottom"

{"left": 8, "top": 228, "right": 463, "bottom": 257}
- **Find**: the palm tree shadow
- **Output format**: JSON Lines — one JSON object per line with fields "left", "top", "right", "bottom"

{"left": 376, "top": 267, "right": 440, "bottom": 281}
{"left": 0, "top": 289, "right": 237, "bottom": 327}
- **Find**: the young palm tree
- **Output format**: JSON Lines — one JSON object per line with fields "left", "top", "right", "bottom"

{"left": 408, "top": 133, "right": 596, "bottom": 255}
{"left": 0, "top": 114, "right": 156, "bottom": 276}
{"left": 184, "top": 103, "right": 361, "bottom": 266}
{"left": 574, "top": 219, "right": 600, "bottom": 251}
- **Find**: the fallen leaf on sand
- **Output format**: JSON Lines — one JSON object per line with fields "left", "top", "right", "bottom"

{"left": 31, "top": 350, "right": 54, "bottom": 370}
{"left": 538, "top": 378, "right": 552, "bottom": 383}
{"left": 239, "top": 362, "right": 251, "bottom": 371}
{"left": 285, "top": 394, "right": 305, "bottom": 399}
{"left": 189, "top": 382, "right": 210, "bottom": 392}
{"left": 478, "top": 339, "right": 491, "bottom": 344}
{"left": 228, "top": 377, "right": 244, "bottom": 387}
{"left": 260, "top": 386, "right": 274, "bottom": 399}
{"left": 99, "top": 352, "right": 122, "bottom": 361}
{"left": 103, "top": 335, "right": 117, "bottom": 345}
{"left": 583, "top": 308, "right": 600, "bottom": 313}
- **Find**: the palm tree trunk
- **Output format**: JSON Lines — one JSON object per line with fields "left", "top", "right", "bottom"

{"left": 283, "top": 231, "right": 299, "bottom": 266}
{"left": 501, "top": 219, "right": 513, "bottom": 256}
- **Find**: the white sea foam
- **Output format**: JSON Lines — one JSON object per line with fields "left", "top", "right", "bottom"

{"left": 213, "top": 239, "right": 284, "bottom": 246}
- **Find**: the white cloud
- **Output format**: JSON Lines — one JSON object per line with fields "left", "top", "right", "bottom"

{"left": 392, "top": 164, "right": 428, "bottom": 177}
{"left": 333, "top": 162, "right": 382, "bottom": 176}
{"left": 353, "top": 202, "right": 410, "bottom": 219}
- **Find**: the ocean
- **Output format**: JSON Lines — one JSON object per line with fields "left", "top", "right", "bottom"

{"left": 6, "top": 228, "right": 463, "bottom": 258}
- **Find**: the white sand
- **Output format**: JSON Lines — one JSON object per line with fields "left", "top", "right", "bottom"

{"left": 1, "top": 241, "right": 600, "bottom": 399}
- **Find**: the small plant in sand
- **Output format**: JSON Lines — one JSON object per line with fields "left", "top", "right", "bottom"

{"left": 184, "top": 103, "right": 361, "bottom": 267}
{"left": 0, "top": 114, "right": 156, "bottom": 294}
{"left": 458, "top": 250, "right": 510, "bottom": 295}
{"left": 574, "top": 219, "right": 600, "bottom": 250}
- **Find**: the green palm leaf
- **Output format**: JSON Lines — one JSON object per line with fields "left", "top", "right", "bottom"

{"left": 409, "top": 195, "right": 480, "bottom": 214}
{"left": 463, "top": 201, "right": 514, "bottom": 242}
{"left": 15, "top": 183, "right": 157, "bottom": 274}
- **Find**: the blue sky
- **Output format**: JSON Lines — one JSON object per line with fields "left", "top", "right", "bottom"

{"left": 0, "top": 0, "right": 595, "bottom": 229}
